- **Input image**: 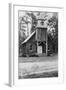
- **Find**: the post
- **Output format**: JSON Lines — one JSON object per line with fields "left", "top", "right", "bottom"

{"left": 37, "top": 41, "right": 38, "bottom": 54}
{"left": 46, "top": 29, "right": 48, "bottom": 56}
{"left": 36, "top": 28, "right": 38, "bottom": 54}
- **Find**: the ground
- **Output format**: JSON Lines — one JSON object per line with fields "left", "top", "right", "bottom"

{"left": 18, "top": 54, "right": 58, "bottom": 79}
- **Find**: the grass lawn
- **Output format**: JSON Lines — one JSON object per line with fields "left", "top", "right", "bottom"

{"left": 18, "top": 54, "right": 58, "bottom": 79}
{"left": 19, "top": 54, "right": 58, "bottom": 63}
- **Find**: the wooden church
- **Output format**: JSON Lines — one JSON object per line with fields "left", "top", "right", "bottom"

{"left": 20, "top": 13, "right": 48, "bottom": 56}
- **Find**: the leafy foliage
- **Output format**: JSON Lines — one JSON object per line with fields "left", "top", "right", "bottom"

{"left": 26, "top": 12, "right": 37, "bottom": 33}
{"left": 48, "top": 15, "right": 58, "bottom": 53}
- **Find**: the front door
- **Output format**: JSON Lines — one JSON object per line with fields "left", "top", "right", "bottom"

{"left": 37, "top": 46, "right": 42, "bottom": 54}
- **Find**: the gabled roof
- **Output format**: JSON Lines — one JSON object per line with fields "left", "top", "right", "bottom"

{"left": 21, "top": 31, "right": 36, "bottom": 45}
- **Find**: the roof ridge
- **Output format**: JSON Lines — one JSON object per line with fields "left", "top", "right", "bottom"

{"left": 21, "top": 31, "right": 36, "bottom": 45}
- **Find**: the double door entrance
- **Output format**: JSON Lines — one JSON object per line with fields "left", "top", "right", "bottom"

{"left": 37, "top": 41, "right": 46, "bottom": 54}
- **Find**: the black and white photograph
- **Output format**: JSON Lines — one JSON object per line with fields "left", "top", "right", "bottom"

{"left": 18, "top": 10, "right": 58, "bottom": 79}
{"left": 0, "top": 0, "right": 65, "bottom": 89}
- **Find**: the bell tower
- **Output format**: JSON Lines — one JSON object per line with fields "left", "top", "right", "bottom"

{"left": 36, "top": 13, "right": 48, "bottom": 55}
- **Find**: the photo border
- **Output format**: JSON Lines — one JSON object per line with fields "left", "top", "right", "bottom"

{"left": 10, "top": 4, "right": 64, "bottom": 86}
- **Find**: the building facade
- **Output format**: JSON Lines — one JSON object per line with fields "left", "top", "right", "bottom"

{"left": 19, "top": 14, "right": 48, "bottom": 56}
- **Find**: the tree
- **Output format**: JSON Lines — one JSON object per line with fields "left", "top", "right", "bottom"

{"left": 47, "top": 14, "right": 58, "bottom": 53}
{"left": 26, "top": 12, "right": 37, "bottom": 33}
{"left": 19, "top": 15, "right": 32, "bottom": 56}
